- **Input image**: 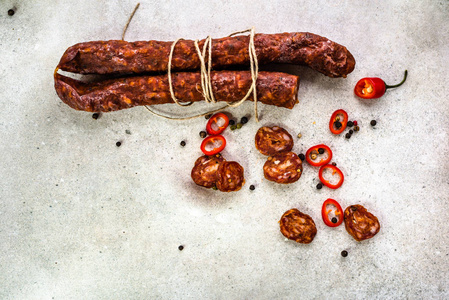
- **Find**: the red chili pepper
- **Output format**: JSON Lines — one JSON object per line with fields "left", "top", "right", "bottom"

{"left": 354, "top": 70, "right": 408, "bottom": 99}
{"left": 305, "top": 144, "right": 332, "bottom": 167}
{"left": 206, "top": 113, "right": 229, "bottom": 135}
{"left": 321, "top": 198, "right": 344, "bottom": 227}
{"left": 318, "top": 164, "right": 344, "bottom": 189}
{"left": 200, "top": 135, "right": 226, "bottom": 156}
{"left": 329, "top": 109, "right": 348, "bottom": 135}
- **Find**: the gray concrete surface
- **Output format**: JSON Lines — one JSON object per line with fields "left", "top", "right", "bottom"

{"left": 1, "top": 0, "right": 448, "bottom": 299}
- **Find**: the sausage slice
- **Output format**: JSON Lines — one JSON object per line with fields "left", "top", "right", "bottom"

{"left": 216, "top": 161, "right": 245, "bottom": 192}
{"left": 191, "top": 154, "right": 225, "bottom": 188}
{"left": 255, "top": 126, "right": 294, "bottom": 156}
{"left": 344, "top": 205, "right": 380, "bottom": 241}
{"left": 279, "top": 208, "right": 317, "bottom": 244}
{"left": 264, "top": 152, "right": 303, "bottom": 184}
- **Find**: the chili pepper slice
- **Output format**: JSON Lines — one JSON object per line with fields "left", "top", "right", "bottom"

{"left": 321, "top": 198, "right": 344, "bottom": 227}
{"left": 206, "top": 113, "right": 230, "bottom": 135}
{"left": 354, "top": 70, "right": 408, "bottom": 99}
{"left": 318, "top": 164, "right": 344, "bottom": 189}
{"left": 200, "top": 135, "right": 226, "bottom": 156}
{"left": 329, "top": 109, "right": 348, "bottom": 135}
{"left": 305, "top": 144, "right": 333, "bottom": 167}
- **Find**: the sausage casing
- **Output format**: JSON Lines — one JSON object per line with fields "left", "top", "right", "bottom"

{"left": 279, "top": 208, "right": 317, "bottom": 244}
{"left": 344, "top": 205, "right": 380, "bottom": 241}
{"left": 54, "top": 71, "right": 299, "bottom": 112}
{"left": 57, "top": 32, "right": 355, "bottom": 78}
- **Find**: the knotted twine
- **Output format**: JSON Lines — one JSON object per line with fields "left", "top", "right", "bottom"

{"left": 122, "top": 3, "right": 260, "bottom": 121}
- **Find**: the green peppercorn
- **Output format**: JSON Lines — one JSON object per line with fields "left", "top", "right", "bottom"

{"left": 298, "top": 153, "right": 305, "bottom": 161}
{"left": 341, "top": 250, "right": 348, "bottom": 257}
{"left": 180, "top": 141, "right": 186, "bottom": 147}
{"left": 212, "top": 186, "right": 218, "bottom": 190}
{"left": 229, "top": 120, "right": 235, "bottom": 126}
{"left": 370, "top": 120, "right": 377, "bottom": 126}
{"left": 199, "top": 131, "right": 207, "bottom": 138}
{"left": 318, "top": 148, "right": 325, "bottom": 154}
{"left": 316, "top": 183, "right": 323, "bottom": 189}
{"left": 354, "top": 126, "right": 360, "bottom": 132}
{"left": 236, "top": 123, "right": 243, "bottom": 129}
{"left": 347, "top": 121, "right": 354, "bottom": 127}
{"left": 241, "top": 117, "right": 248, "bottom": 124}
{"left": 230, "top": 125, "right": 237, "bottom": 131}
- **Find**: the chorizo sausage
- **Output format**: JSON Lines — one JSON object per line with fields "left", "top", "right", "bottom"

{"left": 191, "top": 154, "right": 225, "bottom": 189}
{"left": 57, "top": 32, "right": 355, "bottom": 78}
{"left": 263, "top": 152, "right": 303, "bottom": 184}
{"left": 279, "top": 208, "right": 317, "bottom": 244}
{"left": 344, "top": 205, "right": 380, "bottom": 241}
{"left": 255, "top": 126, "right": 294, "bottom": 156}
{"left": 215, "top": 161, "right": 245, "bottom": 192}
{"left": 54, "top": 71, "right": 299, "bottom": 112}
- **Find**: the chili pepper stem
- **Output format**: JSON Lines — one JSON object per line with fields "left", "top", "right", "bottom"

{"left": 385, "top": 70, "right": 408, "bottom": 89}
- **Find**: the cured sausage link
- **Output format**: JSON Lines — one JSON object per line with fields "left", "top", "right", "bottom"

{"left": 57, "top": 32, "right": 355, "bottom": 78}
{"left": 54, "top": 71, "right": 299, "bottom": 112}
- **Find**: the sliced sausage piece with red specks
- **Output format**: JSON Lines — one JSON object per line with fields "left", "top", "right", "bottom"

{"left": 263, "top": 152, "right": 303, "bottom": 184}
{"left": 191, "top": 154, "right": 225, "bottom": 189}
{"left": 216, "top": 161, "right": 245, "bottom": 192}
{"left": 255, "top": 126, "right": 294, "bottom": 156}
{"left": 279, "top": 208, "right": 317, "bottom": 244}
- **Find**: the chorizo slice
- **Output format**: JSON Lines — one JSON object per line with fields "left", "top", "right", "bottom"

{"left": 255, "top": 126, "right": 294, "bottom": 156}
{"left": 215, "top": 161, "right": 245, "bottom": 192}
{"left": 279, "top": 208, "right": 317, "bottom": 244}
{"left": 191, "top": 154, "right": 225, "bottom": 189}
{"left": 344, "top": 205, "right": 380, "bottom": 241}
{"left": 54, "top": 71, "right": 299, "bottom": 112}
{"left": 57, "top": 32, "right": 355, "bottom": 78}
{"left": 263, "top": 152, "right": 303, "bottom": 184}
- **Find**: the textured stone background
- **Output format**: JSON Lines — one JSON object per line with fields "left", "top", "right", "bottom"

{"left": 1, "top": 0, "right": 448, "bottom": 299}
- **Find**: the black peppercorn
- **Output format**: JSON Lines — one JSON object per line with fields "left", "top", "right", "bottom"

{"left": 334, "top": 121, "right": 342, "bottom": 129}
{"left": 8, "top": 9, "right": 15, "bottom": 16}
{"left": 241, "top": 116, "right": 248, "bottom": 124}
{"left": 178, "top": 245, "right": 184, "bottom": 251}
{"left": 347, "top": 121, "right": 354, "bottom": 127}
{"left": 249, "top": 185, "right": 255, "bottom": 190}
{"left": 298, "top": 153, "right": 305, "bottom": 161}
{"left": 316, "top": 183, "right": 323, "bottom": 189}
{"left": 199, "top": 131, "right": 207, "bottom": 138}
{"left": 331, "top": 217, "right": 338, "bottom": 223}
{"left": 345, "top": 133, "right": 351, "bottom": 139}
{"left": 341, "top": 250, "right": 348, "bottom": 257}
{"left": 180, "top": 141, "right": 186, "bottom": 147}
{"left": 332, "top": 162, "right": 337, "bottom": 166}
{"left": 318, "top": 148, "right": 325, "bottom": 154}
{"left": 92, "top": 113, "right": 100, "bottom": 119}
{"left": 205, "top": 114, "right": 211, "bottom": 120}
{"left": 229, "top": 120, "right": 235, "bottom": 126}
{"left": 370, "top": 120, "right": 377, "bottom": 126}
{"left": 349, "top": 129, "right": 354, "bottom": 134}
{"left": 116, "top": 141, "right": 122, "bottom": 147}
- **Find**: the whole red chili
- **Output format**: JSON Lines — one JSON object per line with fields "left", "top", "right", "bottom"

{"left": 354, "top": 70, "right": 408, "bottom": 99}
{"left": 305, "top": 144, "right": 332, "bottom": 167}
{"left": 206, "top": 113, "right": 229, "bottom": 135}
{"left": 329, "top": 109, "right": 348, "bottom": 135}
{"left": 200, "top": 135, "right": 226, "bottom": 156}
{"left": 322, "top": 198, "right": 344, "bottom": 227}
{"left": 318, "top": 164, "right": 344, "bottom": 189}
